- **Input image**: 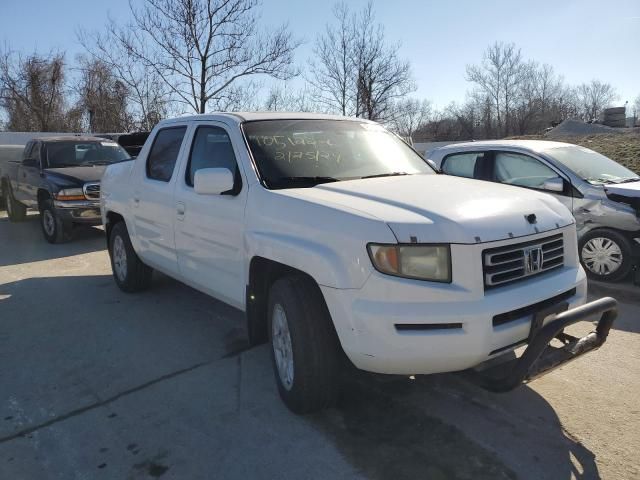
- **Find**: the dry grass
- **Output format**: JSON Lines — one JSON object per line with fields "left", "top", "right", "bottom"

{"left": 509, "top": 132, "right": 640, "bottom": 174}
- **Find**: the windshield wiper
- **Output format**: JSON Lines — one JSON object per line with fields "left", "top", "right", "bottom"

{"left": 272, "top": 176, "right": 341, "bottom": 187}
{"left": 361, "top": 172, "right": 411, "bottom": 179}
{"left": 587, "top": 177, "right": 616, "bottom": 184}
{"left": 614, "top": 177, "right": 640, "bottom": 184}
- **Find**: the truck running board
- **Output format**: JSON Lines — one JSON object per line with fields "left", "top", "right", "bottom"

{"left": 466, "top": 297, "right": 618, "bottom": 392}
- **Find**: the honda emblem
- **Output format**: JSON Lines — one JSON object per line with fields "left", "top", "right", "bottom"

{"left": 523, "top": 246, "right": 543, "bottom": 274}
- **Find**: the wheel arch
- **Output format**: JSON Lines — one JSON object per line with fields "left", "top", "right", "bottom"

{"left": 245, "top": 256, "right": 340, "bottom": 348}
{"left": 37, "top": 188, "right": 51, "bottom": 209}
{"left": 104, "top": 211, "right": 126, "bottom": 247}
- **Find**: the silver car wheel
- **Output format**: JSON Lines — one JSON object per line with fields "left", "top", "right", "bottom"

{"left": 581, "top": 237, "right": 623, "bottom": 276}
{"left": 112, "top": 235, "right": 128, "bottom": 282}
{"left": 42, "top": 209, "right": 55, "bottom": 236}
{"left": 272, "top": 303, "right": 294, "bottom": 391}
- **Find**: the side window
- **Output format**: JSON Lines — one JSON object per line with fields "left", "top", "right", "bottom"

{"left": 146, "top": 127, "right": 187, "bottom": 182}
{"left": 31, "top": 143, "right": 41, "bottom": 162}
{"left": 186, "top": 126, "right": 238, "bottom": 188}
{"left": 441, "top": 152, "right": 487, "bottom": 179}
{"left": 22, "top": 142, "right": 33, "bottom": 160}
{"left": 494, "top": 152, "right": 558, "bottom": 189}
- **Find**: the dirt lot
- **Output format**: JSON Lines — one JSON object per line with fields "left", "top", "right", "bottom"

{"left": 1, "top": 214, "right": 639, "bottom": 480}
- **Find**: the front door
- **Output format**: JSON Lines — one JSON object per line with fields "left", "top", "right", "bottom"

{"left": 174, "top": 123, "right": 247, "bottom": 309}
{"left": 15, "top": 142, "right": 41, "bottom": 207}
{"left": 491, "top": 150, "right": 573, "bottom": 213}
{"left": 132, "top": 126, "right": 189, "bottom": 276}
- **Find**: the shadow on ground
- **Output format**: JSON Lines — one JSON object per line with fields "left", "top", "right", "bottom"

{"left": 312, "top": 369, "right": 600, "bottom": 480}
{"left": 0, "top": 214, "right": 105, "bottom": 267}
{"left": 1, "top": 272, "right": 602, "bottom": 480}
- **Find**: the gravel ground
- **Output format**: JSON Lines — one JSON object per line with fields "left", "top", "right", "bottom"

{"left": 1, "top": 213, "right": 639, "bottom": 479}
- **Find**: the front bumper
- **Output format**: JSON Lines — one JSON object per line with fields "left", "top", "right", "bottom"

{"left": 54, "top": 200, "right": 102, "bottom": 224}
{"left": 466, "top": 296, "right": 617, "bottom": 391}
{"left": 321, "top": 265, "right": 589, "bottom": 376}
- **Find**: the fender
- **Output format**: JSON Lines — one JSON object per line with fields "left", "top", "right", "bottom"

{"left": 245, "top": 230, "right": 372, "bottom": 289}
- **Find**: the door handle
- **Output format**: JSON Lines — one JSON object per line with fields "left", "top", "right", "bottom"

{"left": 176, "top": 202, "right": 186, "bottom": 220}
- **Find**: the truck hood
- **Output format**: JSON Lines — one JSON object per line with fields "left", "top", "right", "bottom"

{"left": 45, "top": 166, "right": 107, "bottom": 185}
{"left": 604, "top": 181, "right": 640, "bottom": 213}
{"left": 280, "top": 174, "right": 573, "bottom": 244}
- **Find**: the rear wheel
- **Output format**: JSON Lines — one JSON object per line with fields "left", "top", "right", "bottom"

{"left": 4, "top": 186, "right": 26, "bottom": 222}
{"left": 579, "top": 229, "right": 634, "bottom": 282}
{"left": 268, "top": 275, "right": 342, "bottom": 414}
{"left": 40, "top": 199, "right": 72, "bottom": 243}
{"left": 109, "top": 221, "right": 153, "bottom": 292}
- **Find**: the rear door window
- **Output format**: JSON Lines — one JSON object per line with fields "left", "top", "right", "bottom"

{"left": 441, "top": 152, "right": 488, "bottom": 179}
{"left": 146, "top": 127, "right": 188, "bottom": 182}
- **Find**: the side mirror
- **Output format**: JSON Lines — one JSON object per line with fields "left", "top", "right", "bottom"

{"left": 194, "top": 168, "right": 234, "bottom": 195}
{"left": 22, "top": 158, "right": 38, "bottom": 167}
{"left": 542, "top": 177, "right": 564, "bottom": 193}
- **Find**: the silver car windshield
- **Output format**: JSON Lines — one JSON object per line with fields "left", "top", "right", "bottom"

{"left": 542, "top": 145, "right": 639, "bottom": 185}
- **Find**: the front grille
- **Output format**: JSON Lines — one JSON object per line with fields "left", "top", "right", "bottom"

{"left": 483, "top": 233, "right": 564, "bottom": 289}
{"left": 83, "top": 183, "right": 100, "bottom": 200}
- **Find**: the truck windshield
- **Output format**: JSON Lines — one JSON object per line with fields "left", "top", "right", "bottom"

{"left": 542, "top": 145, "right": 639, "bottom": 185}
{"left": 243, "top": 119, "right": 434, "bottom": 189}
{"left": 45, "top": 141, "right": 130, "bottom": 168}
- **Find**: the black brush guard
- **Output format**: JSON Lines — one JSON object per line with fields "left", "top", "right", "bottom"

{"left": 467, "top": 297, "right": 618, "bottom": 392}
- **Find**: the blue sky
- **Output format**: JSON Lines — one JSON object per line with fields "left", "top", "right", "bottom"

{"left": 1, "top": 0, "right": 638, "bottom": 109}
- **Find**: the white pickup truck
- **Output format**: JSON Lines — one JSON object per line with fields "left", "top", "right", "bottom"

{"left": 101, "top": 113, "right": 617, "bottom": 413}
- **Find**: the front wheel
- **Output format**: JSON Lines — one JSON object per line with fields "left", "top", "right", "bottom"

{"left": 109, "top": 221, "right": 153, "bottom": 292}
{"left": 579, "top": 229, "right": 634, "bottom": 282}
{"left": 40, "top": 200, "right": 72, "bottom": 243}
{"left": 268, "top": 275, "right": 342, "bottom": 414}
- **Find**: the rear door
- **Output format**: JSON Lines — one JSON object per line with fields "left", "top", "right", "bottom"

{"left": 173, "top": 122, "right": 247, "bottom": 309}
{"left": 131, "top": 125, "right": 189, "bottom": 276}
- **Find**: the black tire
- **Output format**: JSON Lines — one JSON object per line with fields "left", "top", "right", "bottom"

{"left": 4, "top": 185, "right": 27, "bottom": 222}
{"left": 579, "top": 229, "right": 634, "bottom": 282}
{"left": 109, "top": 221, "right": 153, "bottom": 293}
{"left": 268, "top": 275, "right": 342, "bottom": 414}
{"left": 40, "top": 199, "right": 72, "bottom": 244}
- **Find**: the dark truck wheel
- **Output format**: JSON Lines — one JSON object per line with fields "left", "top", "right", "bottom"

{"left": 579, "top": 229, "right": 634, "bottom": 282}
{"left": 109, "top": 221, "right": 153, "bottom": 292}
{"left": 40, "top": 199, "right": 72, "bottom": 244}
{"left": 4, "top": 186, "right": 27, "bottom": 222}
{"left": 268, "top": 275, "right": 342, "bottom": 414}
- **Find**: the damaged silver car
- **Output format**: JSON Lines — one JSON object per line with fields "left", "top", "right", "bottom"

{"left": 428, "top": 140, "right": 640, "bottom": 282}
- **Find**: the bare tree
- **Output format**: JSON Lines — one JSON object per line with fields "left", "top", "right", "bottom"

{"left": 309, "top": 1, "right": 414, "bottom": 121}
{"left": 98, "top": 0, "right": 299, "bottom": 114}
{"left": 466, "top": 42, "right": 527, "bottom": 137}
{"left": 75, "top": 56, "right": 131, "bottom": 132}
{"left": 307, "top": 3, "right": 355, "bottom": 116}
{"left": 574, "top": 80, "right": 618, "bottom": 122}
{"left": 78, "top": 21, "right": 170, "bottom": 131}
{"left": 263, "top": 83, "right": 315, "bottom": 112}
{"left": 351, "top": 3, "right": 414, "bottom": 121}
{"left": 391, "top": 98, "right": 431, "bottom": 139}
{"left": 0, "top": 47, "right": 78, "bottom": 131}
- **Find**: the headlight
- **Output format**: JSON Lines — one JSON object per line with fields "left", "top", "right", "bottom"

{"left": 55, "top": 188, "right": 85, "bottom": 201}
{"left": 367, "top": 244, "right": 451, "bottom": 282}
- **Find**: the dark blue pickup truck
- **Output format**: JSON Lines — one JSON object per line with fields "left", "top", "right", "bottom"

{"left": 0, "top": 136, "right": 130, "bottom": 243}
